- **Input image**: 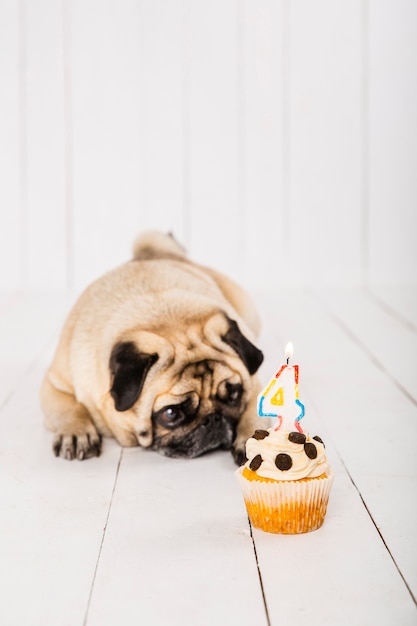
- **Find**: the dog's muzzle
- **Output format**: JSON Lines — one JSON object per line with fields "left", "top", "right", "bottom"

{"left": 152, "top": 412, "right": 236, "bottom": 459}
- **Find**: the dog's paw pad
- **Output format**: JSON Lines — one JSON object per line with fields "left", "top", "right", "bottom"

{"left": 53, "top": 432, "right": 102, "bottom": 461}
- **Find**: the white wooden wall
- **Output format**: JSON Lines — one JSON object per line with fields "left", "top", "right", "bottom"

{"left": 0, "top": 0, "right": 416, "bottom": 293}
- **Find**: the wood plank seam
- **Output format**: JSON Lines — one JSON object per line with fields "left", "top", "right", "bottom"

{"left": 250, "top": 522, "right": 271, "bottom": 626}
{"left": 369, "top": 291, "right": 417, "bottom": 334}
{"left": 310, "top": 289, "right": 417, "bottom": 408}
{"left": 83, "top": 448, "right": 124, "bottom": 626}
{"left": 328, "top": 309, "right": 417, "bottom": 408}
{"left": 340, "top": 457, "right": 417, "bottom": 607}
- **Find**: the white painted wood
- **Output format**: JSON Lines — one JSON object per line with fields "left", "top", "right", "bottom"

{"left": 25, "top": 0, "right": 67, "bottom": 289}
{"left": 0, "top": 298, "right": 121, "bottom": 626}
{"left": 1, "top": 0, "right": 417, "bottom": 291}
{"left": 309, "top": 366, "right": 417, "bottom": 606}
{"left": 135, "top": 0, "right": 185, "bottom": 241}
{"left": 370, "top": 285, "right": 417, "bottom": 330}
{"left": 70, "top": 0, "right": 144, "bottom": 293}
{"left": 369, "top": 0, "right": 417, "bottom": 286}
{"left": 308, "top": 288, "right": 417, "bottom": 598}
{"left": 0, "top": 292, "right": 70, "bottom": 406}
{"left": 184, "top": 0, "right": 242, "bottom": 282}
{"left": 1, "top": 290, "right": 416, "bottom": 624}
{"left": 0, "top": 0, "right": 21, "bottom": 289}
{"left": 255, "top": 456, "right": 417, "bottom": 625}
{"left": 315, "top": 287, "right": 417, "bottom": 403}
{"left": 358, "top": 473, "right": 417, "bottom": 600}
{"left": 287, "top": 0, "right": 363, "bottom": 286}
{"left": 0, "top": 364, "right": 122, "bottom": 626}
{"left": 86, "top": 448, "right": 267, "bottom": 626}
{"left": 240, "top": 0, "right": 284, "bottom": 289}
{"left": 256, "top": 288, "right": 417, "bottom": 606}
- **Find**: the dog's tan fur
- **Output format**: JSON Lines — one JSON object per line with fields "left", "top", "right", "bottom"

{"left": 40, "top": 232, "right": 265, "bottom": 462}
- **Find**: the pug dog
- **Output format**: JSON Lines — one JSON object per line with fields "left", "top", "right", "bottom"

{"left": 40, "top": 231, "right": 265, "bottom": 465}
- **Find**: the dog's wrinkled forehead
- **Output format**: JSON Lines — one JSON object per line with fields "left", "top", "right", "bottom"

{"left": 163, "top": 311, "right": 229, "bottom": 353}
{"left": 162, "top": 311, "right": 262, "bottom": 374}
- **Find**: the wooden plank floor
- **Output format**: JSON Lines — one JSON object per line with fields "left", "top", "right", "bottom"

{"left": 0, "top": 287, "right": 416, "bottom": 626}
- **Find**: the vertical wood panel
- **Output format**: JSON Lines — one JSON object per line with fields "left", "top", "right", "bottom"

{"left": 138, "top": 1, "right": 185, "bottom": 242}
{"left": 369, "top": 0, "right": 417, "bottom": 286}
{"left": 2, "top": 0, "right": 417, "bottom": 291}
{"left": 71, "top": 0, "right": 143, "bottom": 292}
{"left": 184, "top": 0, "right": 241, "bottom": 281}
{"left": 25, "top": 0, "right": 67, "bottom": 289}
{"left": 71, "top": 0, "right": 184, "bottom": 294}
{"left": 241, "top": 0, "right": 284, "bottom": 289}
{"left": 288, "top": 0, "right": 362, "bottom": 286}
{"left": 0, "top": 0, "right": 21, "bottom": 289}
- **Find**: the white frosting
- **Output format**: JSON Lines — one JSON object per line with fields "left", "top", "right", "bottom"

{"left": 245, "top": 428, "right": 329, "bottom": 481}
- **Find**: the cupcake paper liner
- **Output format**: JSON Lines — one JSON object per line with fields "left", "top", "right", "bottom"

{"left": 236, "top": 467, "right": 334, "bottom": 534}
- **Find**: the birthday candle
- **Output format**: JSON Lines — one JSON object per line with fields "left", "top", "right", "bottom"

{"left": 257, "top": 342, "right": 305, "bottom": 432}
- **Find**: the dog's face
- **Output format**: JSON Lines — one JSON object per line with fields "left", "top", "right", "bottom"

{"left": 108, "top": 312, "right": 263, "bottom": 459}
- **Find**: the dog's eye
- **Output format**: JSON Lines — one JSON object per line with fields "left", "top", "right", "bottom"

{"left": 223, "top": 382, "right": 243, "bottom": 405}
{"left": 156, "top": 406, "right": 186, "bottom": 429}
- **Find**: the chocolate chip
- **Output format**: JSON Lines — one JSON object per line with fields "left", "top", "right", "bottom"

{"left": 275, "top": 453, "right": 293, "bottom": 471}
{"left": 304, "top": 442, "right": 318, "bottom": 459}
{"left": 288, "top": 431, "right": 306, "bottom": 445}
{"left": 313, "top": 435, "right": 325, "bottom": 447}
{"left": 253, "top": 429, "right": 270, "bottom": 440}
{"left": 249, "top": 454, "right": 263, "bottom": 471}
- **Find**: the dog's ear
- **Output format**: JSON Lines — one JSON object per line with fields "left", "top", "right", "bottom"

{"left": 109, "top": 342, "right": 158, "bottom": 411}
{"left": 222, "top": 318, "right": 263, "bottom": 375}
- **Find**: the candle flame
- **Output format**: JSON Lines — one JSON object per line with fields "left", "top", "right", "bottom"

{"left": 285, "top": 341, "right": 293, "bottom": 362}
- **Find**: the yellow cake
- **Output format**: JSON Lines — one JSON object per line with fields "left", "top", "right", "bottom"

{"left": 236, "top": 428, "right": 333, "bottom": 534}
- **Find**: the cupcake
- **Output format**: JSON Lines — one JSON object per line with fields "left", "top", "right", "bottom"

{"left": 236, "top": 343, "right": 333, "bottom": 534}
{"left": 236, "top": 427, "right": 333, "bottom": 534}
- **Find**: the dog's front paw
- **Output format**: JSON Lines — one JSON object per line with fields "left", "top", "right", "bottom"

{"left": 231, "top": 444, "right": 247, "bottom": 466}
{"left": 53, "top": 430, "right": 102, "bottom": 461}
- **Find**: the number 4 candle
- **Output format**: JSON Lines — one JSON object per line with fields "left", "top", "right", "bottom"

{"left": 257, "top": 342, "right": 305, "bottom": 432}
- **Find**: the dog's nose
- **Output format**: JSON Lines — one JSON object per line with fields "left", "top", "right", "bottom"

{"left": 203, "top": 413, "right": 222, "bottom": 428}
